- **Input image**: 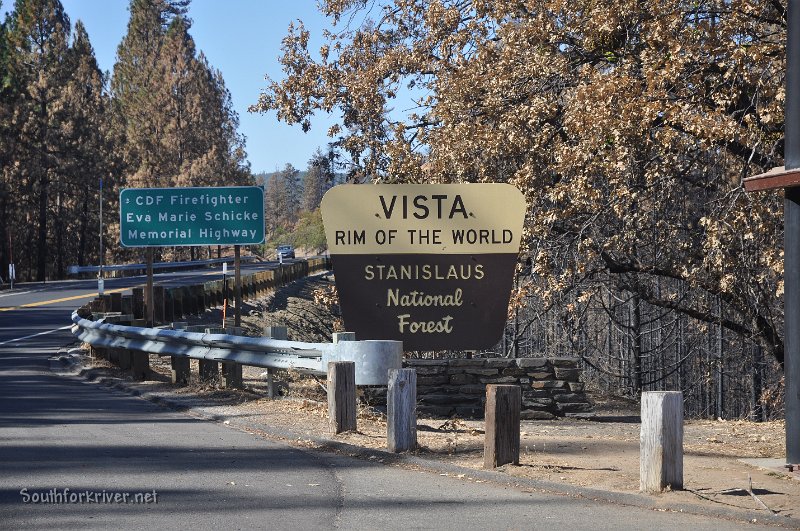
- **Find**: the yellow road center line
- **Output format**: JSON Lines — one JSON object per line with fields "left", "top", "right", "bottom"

{"left": 0, "top": 267, "right": 242, "bottom": 312}
{"left": 0, "top": 286, "right": 136, "bottom": 312}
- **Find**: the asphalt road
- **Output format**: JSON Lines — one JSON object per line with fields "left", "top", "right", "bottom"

{"left": 0, "top": 266, "right": 762, "bottom": 529}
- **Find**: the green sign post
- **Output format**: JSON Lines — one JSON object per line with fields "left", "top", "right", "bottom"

{"left": 120, "top": 186, "right": 265, "bottom": 247}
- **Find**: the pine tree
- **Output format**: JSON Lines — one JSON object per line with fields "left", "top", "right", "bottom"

{"left": 114, "top": 0, "right": 250, "bottom": 194}
{"left": 0, "top": 5, "right": 14, "bottom": 273}
{"left": 302, "top": 148, "right": 334, "bottom": 212}
{"left": 5, "top": 0, "right": 72, "bottom": 281}
{"left": 61, "top": 20, "right": 117, "bottom": 272}
{"left": 265, "top": 163, "right": 301, "bottom": 234}
{"left": 111, "top": 0, "right": 189, "bottom": 188}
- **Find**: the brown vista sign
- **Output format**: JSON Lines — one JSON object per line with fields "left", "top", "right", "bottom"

{"left": 320, "top": 184, "right": 526, "bottom": 350}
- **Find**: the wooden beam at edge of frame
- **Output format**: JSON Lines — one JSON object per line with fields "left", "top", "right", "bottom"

{"left": 743, "top": 166, "right": 800, "bottom": 192}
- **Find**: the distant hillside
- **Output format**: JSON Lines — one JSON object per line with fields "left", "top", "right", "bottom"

{"left": 253, "top": 170, "right": 347, "bottom": 187}
{"left": 254, "top": 170, "right": 307, "bottom": 186}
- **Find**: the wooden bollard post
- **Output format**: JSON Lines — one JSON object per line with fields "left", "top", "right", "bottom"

{"left": 327, "top": 361, "right": 356, "bottom": 434}
{"left": 484, "top": 384, "right": 521, "bottom": 468}
{"left": 388, "top": 368, "right": 417, "bottom": 453}
{"left": 640, "top": 391, "right": 684, "bottom": 493}
{"left": 171, "top": 357, "right": 190, "bottom": 385}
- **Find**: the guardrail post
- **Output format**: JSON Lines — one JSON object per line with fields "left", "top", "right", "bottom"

{"left": 132, "top": 288, "right": 144, "bottom": 320}
{"left": 328, "top": 361, "right": 357, "bottom": 434}
{"left": 121, "top": 295, "right": 133, "bottom": 316}
{"left": 244, "top": 274, "right": 254, "bottom": 300}
{"left": 193, "top": 284, "right": 206, "bottom": 314}
{"left": 164, "top": 289, "right": 175, "bottom": 322}
{"left": 107, "top": 347, "right": 120, "bottom": 365}
{"left": 222, "top": 362, "right": 243, "bottom": 389}
{"left": 118, "top": 349, "right": 132, "bottom": 370}
{"left": 200, "top": 281, "right": 211, "bottom": 308}
{"left": 178, "top": 286, "right": 191, "bottom": 316}
{"left": 90, "top": 345, "right": 107, "bottom": 361}
{"left": 153, "top": 286, "right": 165, "bottom": 324}
{"left": 199, "top": 359, "right": 219, "bottom": 382}
{"left": 256, "top": 272, "right": 266, "bottom": 298}
{"left": 263, "top": 326, "right": 288, "bottom": 398}
{"left": 388, "top": 368, "right": 417, "bottom": 453}
{"left": 173, "top": 288, "right": 184, "bottom": 319}
{"left": 210, "top": 325, "right": 244, "bottom": 389}
{"left": 640, "top": 391, "right": 683, "bottom": 493}
{"left": 333, "top": 332, "right": 356, "bottom": 343}
{"left": 110, "top": 292, "right": 122, "bottom": 313}
{"left": 131, "top": 351, "right": 150, "bottom": 381}
{"left": 264, "top": 326, "right": 288, "bottom": 340}
{"left": 171, "top": 357, "right": 191, "bottom": 385}
{"left": 484, "top": 384, "right": 521, "bottom": 468}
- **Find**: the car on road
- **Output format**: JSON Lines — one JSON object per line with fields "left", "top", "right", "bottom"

{"left": 276, "top": 245, "right": 295, "bottom": 260}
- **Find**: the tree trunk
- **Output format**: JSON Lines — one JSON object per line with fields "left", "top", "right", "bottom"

{"left": 751, "top": 342, "right": 765, "bottom": 422}
{"left": 36, "top": 173, "right": 48, "bottom": 281}
{"left": 632, "top": 292, "right": 643, "bottom": 394}
{"left": 55, "top": 189, "right": 64, "bottom": 279}
{"left": 78, "top": 184, "right": 89, "bottom": 266}
{"left": 716, "top": 296, "right": 724, "bottom": 419}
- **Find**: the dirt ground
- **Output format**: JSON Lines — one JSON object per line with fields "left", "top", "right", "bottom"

{"left": 76, "top": 271, "right": 800, "bottom": 523}
{"left": 81, "top": 353, "right": 800, "bottom": 524}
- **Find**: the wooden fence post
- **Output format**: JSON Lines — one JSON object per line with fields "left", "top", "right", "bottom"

{"left": 484, "top": 384, "right": 521, "bottom": 468}
{"left": 388, "top": 368, "right": 417, "bottom": 453}
{"left": 328, "top": 361, "right": 356, "bottom": 434}
{"left": 640, "top": 391, "right": 683, "bottom": 493}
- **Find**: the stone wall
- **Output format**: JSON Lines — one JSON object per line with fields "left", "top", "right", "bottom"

{"left": 367, "top": 357, "right": 593, "bottom": 420}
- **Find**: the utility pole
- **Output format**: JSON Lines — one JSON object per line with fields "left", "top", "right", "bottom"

{"left": 98, "top": 178, "right": 104, "bottom": 295}
{"left": 785, "top": 0, "right": 800, "bottom": 465}
{"left": 743, "top": 0, "right": 800, "bottom": 465}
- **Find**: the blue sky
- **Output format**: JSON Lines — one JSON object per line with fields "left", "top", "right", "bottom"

{"left": 2, "top": 0, "right": 339, "bottom": 174}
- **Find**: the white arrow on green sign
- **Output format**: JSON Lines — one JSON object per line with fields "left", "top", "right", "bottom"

{"left": 120, "top": 186, "right": 265, "bottom": 247}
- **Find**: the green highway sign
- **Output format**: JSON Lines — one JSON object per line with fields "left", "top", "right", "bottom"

{"left": 120, "top": 186, "right": 265, "bottom": 247}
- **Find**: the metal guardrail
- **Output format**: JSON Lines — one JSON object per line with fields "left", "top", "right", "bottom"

{"left": 71, "top": 310, "right": 403, "bottom": 385}
{"left": 67, "top": 256, "right": 259, "bottom": 276}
